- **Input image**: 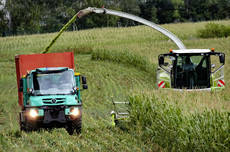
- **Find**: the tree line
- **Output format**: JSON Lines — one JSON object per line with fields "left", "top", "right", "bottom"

{"left": 0, "top": 0, "right": 230, "bottom": 36}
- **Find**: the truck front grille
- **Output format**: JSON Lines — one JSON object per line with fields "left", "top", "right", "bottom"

{"left": 42, "top": 98, "right": 66, "bottom": 104}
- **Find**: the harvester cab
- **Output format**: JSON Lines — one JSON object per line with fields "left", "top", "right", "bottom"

{"left": 157, "top": 49, "right": 225, "bottom": 90}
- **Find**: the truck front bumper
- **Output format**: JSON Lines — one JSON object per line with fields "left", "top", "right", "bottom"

{"left": 21, "top": 105, "right": 81, "bottom": 126}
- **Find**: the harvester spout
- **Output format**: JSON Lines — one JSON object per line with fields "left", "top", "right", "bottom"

{"left": 80, "top": 7, "right": 186, "bottom": 50}
{"left": 43, "top": 7, "right": 186, "bottom": 54}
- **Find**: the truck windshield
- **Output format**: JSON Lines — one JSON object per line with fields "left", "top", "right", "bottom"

{"left": 33, "top": 70, "right": 75, "bottom": 95}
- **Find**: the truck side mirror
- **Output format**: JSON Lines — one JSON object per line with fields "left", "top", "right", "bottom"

{"left": 159, "top": 56, "right": 164, "bottom": 65}
{"left": 83, "top": 84, "right": 88, "bottom": 89}
{"left": 82, "top": 76, "right": 88, "bottom": 90}
{"left": 219, "top": 54, "right": 225, "bottom": 64}
{"left": 27, "top": 88, "right": 34, "bottom": 95}
{"left": 82, "top": 76, "right": 87, "bottom": 85}
{"left": 19, "top": 79, "right": 23, "bottom": 92}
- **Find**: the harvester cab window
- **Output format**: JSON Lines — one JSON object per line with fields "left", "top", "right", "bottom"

{"left": 160, "top": 55, "right": 174, "bottom": 72}
{"left": 183, "top": 56, "right": 195, "bottom": 71}
{"left": 210, "top": 55, "right": 222, "bottom": 73}
{"left": 174, "top": 54, "right": 210, "bottom": 89}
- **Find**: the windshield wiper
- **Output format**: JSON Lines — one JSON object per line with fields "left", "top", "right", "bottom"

{"left": 36, "top": 93, "right": 72, "bottom": 96}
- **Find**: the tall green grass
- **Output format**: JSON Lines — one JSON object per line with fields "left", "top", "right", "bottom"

{"left": 197, "top": 23, "right": 230, "bottom": 38}
{"left": 92, "top": 48, "right": 156, "bottom": 76}
{"left": 128, "top": 94, "right": 230, "bottom": 152}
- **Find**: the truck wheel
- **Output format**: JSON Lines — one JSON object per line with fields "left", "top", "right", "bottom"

{"left": 19, "top": 116, "right": 37, "bottom": 132}
{"left": 19, "top": 112, "right": 38, "bottom": 132}
{"left": 19, "top": 120, "right": 26, "bottom": 131}
{"left": 66, "top": 124, "right": 74, "bottom": 135}
{"left": 73, "top": 118, "right": 82, "bottom": 134}
{"left": 21, "top": 121, "right": 37, "bottom": 132}
{"left": 19, "top": 113, "right": 25, "bottom": 131}
{"left": 66, "top": 118, "right": 82, "bottom": 135}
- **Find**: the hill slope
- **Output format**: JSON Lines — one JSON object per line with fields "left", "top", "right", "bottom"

{"left": 0, "top": 20, "right": 229, "bottom": 151}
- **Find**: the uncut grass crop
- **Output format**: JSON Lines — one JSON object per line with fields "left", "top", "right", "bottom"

{"left": 128, "top": 94, "right": 230, "bottom": 152}
{"left": 91, "top": 48, "right": 156, "bottom": 76}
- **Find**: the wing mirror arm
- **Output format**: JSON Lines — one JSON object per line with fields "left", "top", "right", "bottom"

{"left": 219, "top": 54, "right": 225, "bottom": 64}
{"left": 159, "top": 56, "right": 164, "bottom": 67}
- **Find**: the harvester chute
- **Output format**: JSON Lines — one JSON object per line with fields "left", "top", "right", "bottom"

{"left": 43, "top": 7, "right": 186, "bottom": 53}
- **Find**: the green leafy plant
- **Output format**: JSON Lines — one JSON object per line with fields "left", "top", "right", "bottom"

{"left": 128, "top": 94, "right": 230, "bottom": 152}
{"left": 197, "top": 23, "right": 230, "bottom": 38}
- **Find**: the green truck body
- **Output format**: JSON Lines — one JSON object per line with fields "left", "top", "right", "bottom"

{"left": 15, "top": 52, "right": 87, "bottom": 134}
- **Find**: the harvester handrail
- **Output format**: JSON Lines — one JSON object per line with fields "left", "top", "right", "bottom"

{"left": 212, "top": 65, "right": 224, "bottom": 74}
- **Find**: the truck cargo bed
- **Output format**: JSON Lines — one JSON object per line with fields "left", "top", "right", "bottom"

{"left": 15, "top": 52, "right": 75, "bottom": 107}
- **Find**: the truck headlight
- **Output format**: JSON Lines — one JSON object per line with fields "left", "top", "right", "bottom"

{"left": 29, "top": 109, "right": 38, "bottom": 118}
{"left": 70, "top": 107, "right": 80, "bottom": 117}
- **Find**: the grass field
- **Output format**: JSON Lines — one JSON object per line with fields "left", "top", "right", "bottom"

{"left": 0, "top": 20, "right": 229, "bottom": 151}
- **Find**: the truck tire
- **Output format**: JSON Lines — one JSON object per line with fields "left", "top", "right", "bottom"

{"left": 19, "top": 113, "right": 37, "bottom": 132}
{"left": 66, "top": 117, "right": 82, "bottom": 135}
{"left": 74, "top": 118, "right": 82, "bottom": 134}
{"left": 19, "top": 118, "right": 26, "bottom": 131}
{"left": 20, "top": 121, "right": 37, "bottom": 132}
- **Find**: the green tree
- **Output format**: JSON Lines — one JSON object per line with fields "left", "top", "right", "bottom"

{"left": 171, "top": 0, "right": 184, "bottom": 22}
{"left": 6, "top": 0, "right": 42, "bottom": 35}
{"left": 0, "top": 1, "right": 8, "bottom": 36}
{"left": 217, "top": 0, "right": 230, "bottom": 19}
{"left": 139, "top": 0, "right": 158, "bottom": 23}
{"left": 76, "top": 0, "right": 120, "bottom": 29}
{"left": 156, "top": 0, "right": 175, "bottom": 23}
{"left": 118, "top": 0, "right": 140, "bottom": 26}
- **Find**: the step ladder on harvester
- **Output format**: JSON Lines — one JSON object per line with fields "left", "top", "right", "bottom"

{"left": 110, "top": 99, "right": 130, "bottom": 126}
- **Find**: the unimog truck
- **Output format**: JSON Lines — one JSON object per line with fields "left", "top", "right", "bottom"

{"left": 15, "top": 52, "right": 87, "bottom": 134}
